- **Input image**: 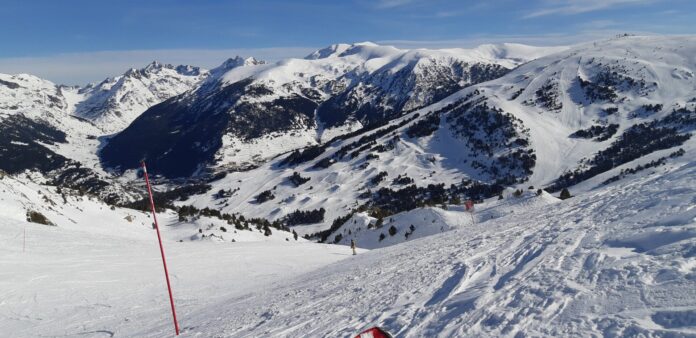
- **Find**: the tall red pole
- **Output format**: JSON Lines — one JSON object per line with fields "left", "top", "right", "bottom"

{"left": 141, "top": 161, "right": 180, "bottom": 336}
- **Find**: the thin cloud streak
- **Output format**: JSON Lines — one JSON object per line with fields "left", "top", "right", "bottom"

{"left": 524, "top": 0, "right": 657, "bottom": 18}
{"left": 377, "top": 30, "right": 652, "bottom": 49}
{"left": 374, "top": 0, "right": 417, "bottom": 9}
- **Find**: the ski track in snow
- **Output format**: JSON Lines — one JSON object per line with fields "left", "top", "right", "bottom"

{"left": 1, "top": 162, "right": 695, "bottom": 337}
{"left": 126, "top": 162, "right": 696, "bottom": 337}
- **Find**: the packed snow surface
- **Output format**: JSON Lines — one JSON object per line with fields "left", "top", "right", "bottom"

{"left": 149, "top": 159, "right": 696, "bottom": 337}
{"left": 3, "top": 159, "right": 696, "bottom": 337}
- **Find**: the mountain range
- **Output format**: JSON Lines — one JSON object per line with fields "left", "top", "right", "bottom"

{"left": 1, "top": 35, "right": 695, "bottom": 243}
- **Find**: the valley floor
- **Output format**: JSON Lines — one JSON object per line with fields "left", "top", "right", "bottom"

{"left": 2, "top": 161, "right": 696, "bottom": 337}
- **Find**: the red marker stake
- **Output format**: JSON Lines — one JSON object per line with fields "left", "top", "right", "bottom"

{"left": 141, "top": 161, "right": 180, "bottom": 336}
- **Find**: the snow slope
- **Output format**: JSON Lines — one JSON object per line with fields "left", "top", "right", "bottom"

{"left": 0, "top": 216, "right": 356, "bottom": 337}
{"left": 4, "top": 149, "right": 693, "bottom": 337}
{"left": 445, "top": 35, "right": 696, "bottom": 189}
{"left": 142, "top": 153, "right": 696, "bottom": 337}
{"left": 331, "top": 190, "right": 559, "bottom": 249}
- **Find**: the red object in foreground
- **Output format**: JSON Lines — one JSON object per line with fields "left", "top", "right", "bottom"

{"left": 142, "top": 161, "right": 180, "bottom": 336}
{"left": 355, "top": 327, "right": 393, "bottom": 338}
{"left": 465, "top": 199, "right": 474, "bottom": 211}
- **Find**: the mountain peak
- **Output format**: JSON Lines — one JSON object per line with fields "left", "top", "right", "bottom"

{"left": 209, "top": 56, "right": 265, "bottom": 78}
{"left": 305, "top": 41, "right": 398, "bottom": 60}
{"left": 305, "top": 43, "right": 353, "bottom": 60}
{"left": 144, "top": 60, "right": 164, "bottom": 71}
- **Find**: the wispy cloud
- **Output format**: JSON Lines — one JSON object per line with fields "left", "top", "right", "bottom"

{"left": 373, "top": 0, "right": 418, "bottom": 9}
{"left": 525, "top": 0, "right": 657, "bottom": 18}
{"left": 0, "top": 47, "right": 317, "bottom": 86}
{"left": 377, "top": 30, "right": 648, "bottom": 49}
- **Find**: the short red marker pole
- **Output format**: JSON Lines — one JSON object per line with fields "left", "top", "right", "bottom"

{"left": 141, "top": 161, "right": 180, "bottom": 336}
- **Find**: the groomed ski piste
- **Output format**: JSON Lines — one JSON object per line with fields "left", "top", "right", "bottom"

{"left": 2, "top": 157, "right": 696, "bottom": 337}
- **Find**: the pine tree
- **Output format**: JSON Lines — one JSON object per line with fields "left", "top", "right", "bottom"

{"left": 560, "top": 188, "right": 572, "bottom": 200}
{"left": 374, "top": 217, "right": 384, "bottom": 228}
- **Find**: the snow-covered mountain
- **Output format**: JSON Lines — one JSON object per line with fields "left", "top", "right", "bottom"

{"left": 70, "top": 61, "right": 208, "bottom": 134}
{"left": 100, "top": 42, "right": 564, "bottom": 177}
{"left": 0, "top": 61, "right": 212, "bottom": 203}
{"left": 438, "top": 35, "right": 696, "bottom": 190}
{"left": 158, "top": 35, "right": 696, "bottom": 248}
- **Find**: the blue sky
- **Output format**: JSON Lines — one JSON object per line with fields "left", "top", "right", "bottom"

{"left": 1, "top": 0, "right": 694, "bottom": 84}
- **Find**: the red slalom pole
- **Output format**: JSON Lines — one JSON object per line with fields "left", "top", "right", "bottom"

{"left": 141, "top": 161, "right": 180, "bottom": 336}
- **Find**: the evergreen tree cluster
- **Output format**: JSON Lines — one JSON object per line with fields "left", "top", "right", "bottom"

{"left": 280, "top": 145, "right": 326, "bottom": 166}
{"left": 332, "top": 113, "right": 420, "bottom": 160}
{"left": 365, "top": 153, "right": 380, "bottom": 161}
{"left": 122, "top": 182, "right": 211, "bottom": 212}
{"left": 214, "top": 187, "right": 239, "bottom": 199}
{"left": 392, "top": 174, "right": 414, "bottom": 186}
{"left": 549, "top": 116, "right": 692, "bottom": 192}
{"left": 310, "top": 212, "right": 356, "bottom": 243}
{"left": 446, "top": 99, "right": 535, "bottom": 181}
{"left": 534, "top": 81, "right": 563, "bottom": 110}
{"left": 177, "top": 204, "right": 291, "bottom": 235}
{"left": 370, "top": 171, "right": 389, "bottom": 185}
{"left": 255, "top": 190, "right": 275, "bottom": 203}
{"left": 577, "top": 64, "right": 654, "bottom": 104}
{"left": 288, "top": 172, "right": 310, "bottom": 187}
{"left": 578, "top": 76, "right": 618, "bottom": 102}
{"left": 603, "top": 107, "right": 619, "bottom": 115}
{"left": 406, "top": 112, "right": 441, "bottom": 138}
{"left": 371, "top": 135, "right": 399, "bottom": 153}
{"left": 602, "top": 148, "right": 685, "bottom": 185}
{"left": 283, "top": 208, "right": 326, "bottom": 226}
{"left": 570, "top": 124, "right": 619, "bottom": 141}
{"left": 312, "top": 157, "right": 335, "bottom": 169}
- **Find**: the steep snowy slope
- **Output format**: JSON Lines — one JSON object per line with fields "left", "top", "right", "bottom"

{"left": 171, "top": 35, "right": 696, "bottom": 244}
{"left": 140, "top": 154, "right": 696, "bottom": 337}
{"left": 101, "top": 42, "right": 563, "bottom": 177}
{"left": 437, "top": 35, "right": 696, "bottom": 191}
{"left": 71, "top": 61, "right": 208, "bottom": 134}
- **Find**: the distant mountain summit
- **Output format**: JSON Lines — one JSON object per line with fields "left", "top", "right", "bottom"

{"left": 70, "top": 61, "right": 209, "bottom": 134}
